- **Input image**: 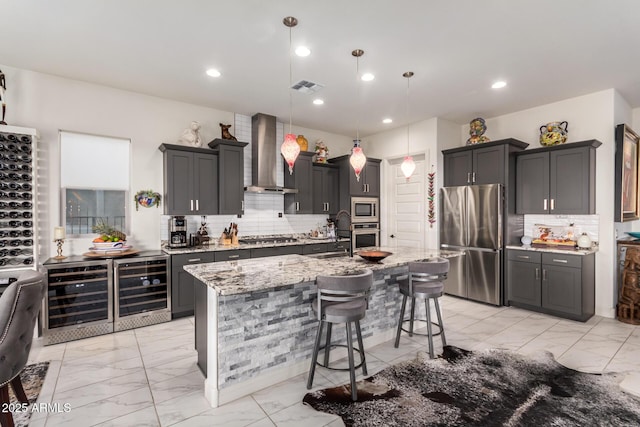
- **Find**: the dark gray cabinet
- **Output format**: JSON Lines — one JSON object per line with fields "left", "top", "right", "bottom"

{"left": 284, "top": 152, "right": 314, "bottom": 214}
{"left": 506, "top": 249, "right": 595, "bottom": 321}
{"left": 312, "top": 163, "right": 339, "bottom": 215}
{"left": 171, "top": 252, "right": 215, "bottom": 318}
{"left": 209, "top": 139, "right": 248, "bottom": 215}
{"left": 331, "top": 155, "right": 381, "bottom": 213}
{"left": 214, "top": 249, "right": 251, "bottom": 262}
{"left": 160, "top": 144, "right": 219, "bottom": 215}
{"left": 516, "top": 140, "right": 600, "bottom": 214}
{"left": 443, "top": 139, "right": 528, "bottom": 187}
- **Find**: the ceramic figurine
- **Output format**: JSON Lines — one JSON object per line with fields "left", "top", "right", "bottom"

{"left": 178, "top": 121, "right": 202, "bottom": 147}
{"left": 296, "top": 134, "right": 308, "bottom": 151}
{"left": 220, "top": 123, "right": 238, "bottom": 141}
{"left": 466, "top": 117, "right": 490, "bottom": 145}
{"left": 539, "top": 121, "right": 568, "bottom": 146}
{"left": 314, "top": 140, "right": 329, "bottom": 163}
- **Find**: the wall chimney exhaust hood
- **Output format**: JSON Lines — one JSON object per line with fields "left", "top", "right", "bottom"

{"left": 245, "top": 113, "right": 298, "bottom": 194}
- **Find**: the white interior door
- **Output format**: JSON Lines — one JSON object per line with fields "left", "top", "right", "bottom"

{"left": 388, "top": 157, "right": 425, "bottom": 249}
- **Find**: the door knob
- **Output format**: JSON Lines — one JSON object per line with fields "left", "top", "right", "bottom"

{"left": 390, "top": 234, "right": 395, "bottom": 238}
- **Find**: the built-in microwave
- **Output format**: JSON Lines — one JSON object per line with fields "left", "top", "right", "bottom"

{"left": 351, "top": 197, "right": 378, "bottom": 223}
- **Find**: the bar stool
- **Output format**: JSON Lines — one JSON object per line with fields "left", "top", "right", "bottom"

{"left": 394, "top": 258, "right": 449, "bottom": 358}
{"left": 307, "top": 269, "right": 373, "bottom": 401}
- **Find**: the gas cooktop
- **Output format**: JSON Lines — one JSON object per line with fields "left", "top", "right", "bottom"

{"left": 238, "top": 237, "right": 298, "bottom": 245}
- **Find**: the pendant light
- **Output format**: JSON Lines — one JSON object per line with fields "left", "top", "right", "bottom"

{"left": 400, "top": 71, "right": 416, "bottom": 181}
{"left": 281, "top": 16, "right": 301, "bottom": 175}
{"left": 349, "top": 49, "right": 367, "bottom": 182}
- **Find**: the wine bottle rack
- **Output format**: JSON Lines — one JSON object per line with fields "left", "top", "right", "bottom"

{"left": 0, "top": 127, "right": 37, "bottom": 271}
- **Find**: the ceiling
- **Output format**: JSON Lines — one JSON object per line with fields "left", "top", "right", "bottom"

{"left": 2, "top": 0, "right": 640, "bottom": 138}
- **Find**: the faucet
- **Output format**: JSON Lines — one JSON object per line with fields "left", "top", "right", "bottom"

{"left": 335, "top": 209, "right": 353, "bottom": 257}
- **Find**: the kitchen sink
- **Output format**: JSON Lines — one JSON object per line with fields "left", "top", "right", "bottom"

{"left": 307, "top": 251, "right": 351, "bottom": 259}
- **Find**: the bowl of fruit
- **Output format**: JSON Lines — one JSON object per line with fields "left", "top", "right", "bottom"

{"left": 91, "top": 221, "right": 128, "bottom": 251}
{"left": 92, "top": 237, "right": 127, "bottom": 249}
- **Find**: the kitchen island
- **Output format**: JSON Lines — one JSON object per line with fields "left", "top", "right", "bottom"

{"left": 183, "top": 246, "right": 462, "bottom": 407}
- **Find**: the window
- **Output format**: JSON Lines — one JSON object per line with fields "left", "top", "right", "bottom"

{"left": 60, "top": 131, "right": 130, "bottom": 236}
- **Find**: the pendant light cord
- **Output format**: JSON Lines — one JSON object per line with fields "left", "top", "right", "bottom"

{"left": 356, "top": 55, "right": 360, "bottom": 144}
{"left": 406, "top": 75, "right": 410, "bottom": 154}
{"left": 288, "top": 26, "right": 293, "bottom": 135}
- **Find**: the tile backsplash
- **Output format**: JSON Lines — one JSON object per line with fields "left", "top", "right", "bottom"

{"left": 523, "top": 214, "right": 599, "bottom": 242}
{"left": 160, "top": 113, "right": 329, "bottom": 240}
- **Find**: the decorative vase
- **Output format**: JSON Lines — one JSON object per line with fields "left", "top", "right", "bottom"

{"left": 539, "top": 121, "right": 568, "bottom": 146}
{"left": 466, "top": 117, "right": 490, "bottom": 145}
{"left": 296, "top": 135, "right": 308, "bottom": 151}
{"left": 576, "top": 232, "right": 592, "bottom": 249}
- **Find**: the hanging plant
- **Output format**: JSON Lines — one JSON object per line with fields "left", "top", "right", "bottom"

{"left": 427, "top": 166, "right": 436, "bottom": 228}
{"left": 134, "top": 190, "right": 161, "bottom": 211}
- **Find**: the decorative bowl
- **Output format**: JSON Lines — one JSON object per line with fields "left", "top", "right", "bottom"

{"left": 357, "top": 250, "right": 392, "bottom": 263}
{"left": 627, "top": 232, "right": 640, "bottom": 240}
{"left": 92, "top": 241, "right": 126, "bottom": 249}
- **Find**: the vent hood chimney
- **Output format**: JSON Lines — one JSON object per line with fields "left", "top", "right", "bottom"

{"left": 245, "top": 113, "right": 298, "bottom": 194}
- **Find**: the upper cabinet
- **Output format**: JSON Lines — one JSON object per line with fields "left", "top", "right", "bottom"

{"left": 516, "top": 140, "right": 601, "bottom": 214}
{"left": 442, "top": 139, "right": 528, "bottom": 187}
{"left": 160, "top": 144, "right": 219, "bottom": 215}
{"left": 331, "top": 156, "right": 381, "bottom": 197}
{"left": 312, "top": 163, "right": 339, "bottom": 215}
{"left": 209, "top": 139, "right": 248, "bottom": 215}
{"left": 283, "top": 152, "right": 314, "bottom": 214}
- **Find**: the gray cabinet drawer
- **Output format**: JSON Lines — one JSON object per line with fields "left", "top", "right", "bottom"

{"left": 173, "top": 252, "right": 215, "bottom": 266}
{"left": 541, "top": 253, "right": 581, "bottom": 269}
{"left": 251, "top": 245, "right": 303, "bottom": 258}
{"left": 215, "top": 250, "right": 250, "bottom": 262}
{"left": 302, "top": 243, "right": 329, "bottom": 254}
{"left": 507, "top": 250, "right": 541, "bottom": 264}
{"left": 328, "top": 241, "right": 350, "bottom": 252}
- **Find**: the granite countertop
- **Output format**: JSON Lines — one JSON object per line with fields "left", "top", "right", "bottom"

{"left": 183, "top": 246, "right": 463, "bottom": 295}
{"left": 162, "top": 236, "right": 348, "bottom": 255}
{"left": 506, "top": 244, "right": 599, "bottom": 256}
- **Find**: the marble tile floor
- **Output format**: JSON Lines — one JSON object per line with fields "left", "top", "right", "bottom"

{"left": 25, "top": 296, "right": 640, "bottom": 427}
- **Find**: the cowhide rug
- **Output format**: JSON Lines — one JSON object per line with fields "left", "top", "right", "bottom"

{"left": 7, "top": 362, "right": 50, "bottom": 427}
{"left": 303, "top": 346, "right": 640, "bottom": 426}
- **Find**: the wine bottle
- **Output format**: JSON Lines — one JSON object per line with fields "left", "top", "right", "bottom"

{"left": 20, "top": 136, "right": 31, "bottom": 144}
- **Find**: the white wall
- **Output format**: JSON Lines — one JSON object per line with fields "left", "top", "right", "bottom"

{"left": 1, "top": 64, "right": 351, "bottom": 259}
{"left": 461, "top": 89, "right": 619, "bottom": 317}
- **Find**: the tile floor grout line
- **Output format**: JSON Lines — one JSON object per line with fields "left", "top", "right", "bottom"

{"left": 133, "top": 328, "right": 164, "bottom": 427}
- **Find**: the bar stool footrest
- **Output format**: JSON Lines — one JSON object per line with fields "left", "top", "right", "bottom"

{"left": 316, "top": 344, "right": 366, "bottom": 371}
{"left": 400, "top": 318, "right": 443, "bottom": 337}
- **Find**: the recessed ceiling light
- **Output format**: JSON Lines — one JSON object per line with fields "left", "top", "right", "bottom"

{"left": 361, "top": 73, "right": 375, "bottom": 82}
{"left": 206, "top": 68, "right": 221, "bottom": 78}
{"left": 492, "top": 80, "right": 507, "bottom": 89}
{"left": 382, "top": 118, "right": 392, "bottom": 124}
{"left": 313, "top": 99, "right": 324, "bottom": 105}
{"left": 295, "top": 46, "right": 311, "bottom": 57}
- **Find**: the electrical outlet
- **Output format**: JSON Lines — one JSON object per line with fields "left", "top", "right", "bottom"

{"left": 278, "top": 212, "right": 283, "bottom": 218}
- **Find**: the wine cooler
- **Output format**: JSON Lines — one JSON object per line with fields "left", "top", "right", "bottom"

{"left": 42, "top": 253, "right": 171, "bottom": 344}
{"left": 42, "top": 259, "right": 113, "bottom": 345}
{"left": 113, "top": 255, "right": 171, "bottom": 331}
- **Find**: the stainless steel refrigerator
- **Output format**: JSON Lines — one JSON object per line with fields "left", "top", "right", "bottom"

{"left": 440, "top": 184, "right": 502, "bottom": 305}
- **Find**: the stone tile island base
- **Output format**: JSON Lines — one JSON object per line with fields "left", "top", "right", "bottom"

{"left": 194, "top": 266, "right": 408, "bottom": 407}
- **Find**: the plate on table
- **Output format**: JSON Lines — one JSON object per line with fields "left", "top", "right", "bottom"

{"left": 627, "top": 232, "right": 640, "bottom": 239}
{"left": 89, "top": 245, "right": 132, "bottom": 254}
{"left": 357, "top": 250, "right": 393, "bottom": 263}
{"left": 83, "top": 248, "right": 139, "bottom": 258}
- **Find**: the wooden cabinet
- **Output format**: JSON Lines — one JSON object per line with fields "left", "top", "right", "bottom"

{"left": 209, "top": 139, "right": 248, "bottom": 215}
{"left": 516, "top": 140, "right": 600, "bottom": 214}
{"left": 312, "top": 163, "right": 339, "bottom": 215}
{"left": 171, "top": 252, "right": 215, "bottom": 318}
{"left": 160, "top": 144, "right": 219, "bottom": 215}
{"left": 506, "top": 249, "right": 595, "bottom": 321}
{"left": 443, "top": 139, "right": 528, "bottom": 186}
{"left": 284, "top": 152, "right": 314, "bottom": 214}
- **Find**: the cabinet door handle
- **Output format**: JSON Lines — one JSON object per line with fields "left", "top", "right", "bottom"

{"left": 196, "top": 199, "right": 199, "bottom": 211}
{"left": 188, "top": 258, "right": 201, "bottom": 262}
{"left": 550, "top": 199, "right": 555, "bottom": 210}
{"left": 467, "top": 172, "right": 471, "bottom": 184}
{"left": 535, "top": 267, "right": 540, "bottom": 280}
{"left": 542, "top": 269, "right": 547, "bottom": 281}
{"left": 517, "top": 255, "right": 530, "bottom": 259}
{"left": 552, "top": 258, "right": 568, "bottom": 263}
{"left": 296, "top": 202, "right": 299, "bottom": 211}
{"left": 472, "top": 172, "right": 476, "bottom": 183}
{"left": 190, "top": 199, "right": 194, "bottom": 211}
{"left": 543, "top": 199, "right": 548, "bottom": 210}
{"left": 228, "top": 255, "right": 240, "bottom": 259}
{"left": 241, "top": 200, "right": 244, "bottom": 211}
{"left": 326, "top": 202, "right": 330, "bottom": 212}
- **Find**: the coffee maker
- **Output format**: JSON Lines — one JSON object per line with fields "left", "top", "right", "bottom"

{"left": 169, "top": 216, "right": 188, "bottom": 248}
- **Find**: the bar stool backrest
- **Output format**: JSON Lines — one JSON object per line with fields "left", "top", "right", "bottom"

{"left": 407, "top": 257, "right": 449, "bottom": 291}
{"left": 315, "top": 269, "right": 373, "bottom": 319}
